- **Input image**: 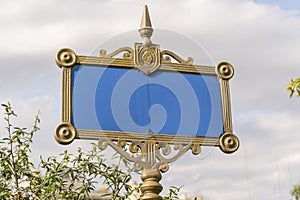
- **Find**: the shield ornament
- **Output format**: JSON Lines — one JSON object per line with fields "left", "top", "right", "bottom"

{"left": 135, "top": 43, "right": 161, "bottom": 75}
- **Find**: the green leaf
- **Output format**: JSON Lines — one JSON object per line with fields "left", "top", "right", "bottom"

{"left": 287, "top": 77, "right": 300, "bottom": 98}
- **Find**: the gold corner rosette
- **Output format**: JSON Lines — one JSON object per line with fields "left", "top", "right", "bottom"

{"left": 56, "top": 48, "right": 77, "bottom": 68}
{"left": 55, "top": 122, "right": 77, "bottom": 145}
{"left": 219, "top": 132, "right": 239, "bottom": 154}
{"left": 216, "top": 61, "right": 234, "bottom": 80}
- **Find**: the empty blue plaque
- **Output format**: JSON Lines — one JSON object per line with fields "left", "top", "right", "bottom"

{"left": 55, "top": 47, "right": 239, "bottom": 154}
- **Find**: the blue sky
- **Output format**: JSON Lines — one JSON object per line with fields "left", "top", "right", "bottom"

{"left": 254, "top": 0, "right": 300, "bottom": 10}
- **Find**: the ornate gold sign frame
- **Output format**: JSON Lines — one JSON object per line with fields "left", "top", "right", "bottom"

{"left": 55, "top": 47, "right": 239, "bottom": 152}
{"left": 54, "top": 5, "right": 239, "bottom": 200}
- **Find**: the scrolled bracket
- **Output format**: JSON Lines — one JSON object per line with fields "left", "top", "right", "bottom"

{"left": 159, "top": 162, "right": 169, "bottom": 173}
{"left": 216, "top": 62, "right": 234, "bottom": 80}
{"left": 99, "top": 47, "right": 134, "bottom": 60}
{"left": 160, "top": 143, "right": 171, "bottom": 156}
{"left": 130, "top": 142, "right": 141, "bottom": 153}
{"left": 190, "top": 143, "right": 202, "bottom": 155}
{"left": 56, "top": 48, "right": 77, "bottom": 68}
{"left": 97, "top": 138, "right": 149, "bottom": 172}
{"left": 54, "top": 122, "right": 77, "bottom": 145}
{"left": 133, "top": 162, "right": 144, "bottom": 172}
{"left": 154, "top": 143, "right": 191, "bottom": 173}
{"left": 95, "top": 138, "right": 198, "bottom": 173}
{"left": 98, "top": 139, "right": 108, "bottom": 150}
{"left": 161, "top": 50, "right": 194, "bottom": 65}
{"left": 219, "top": 132, "right": 239, "bottom": 154}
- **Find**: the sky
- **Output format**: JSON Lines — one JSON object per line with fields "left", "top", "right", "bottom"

{"left": 1, "top": 0, "right": 300, "bottom": 199}
{"left": 253, "top": 0, "right": 300, "bottom": 10}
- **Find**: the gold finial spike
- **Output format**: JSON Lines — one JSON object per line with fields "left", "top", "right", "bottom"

{"left": 139, "top": 5, "right": 153, "bottom": 47}
{"left": 140, "top": 5, "right": 152, "bottom": 28}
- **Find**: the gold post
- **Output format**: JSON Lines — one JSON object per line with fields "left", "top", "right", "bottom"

{"left": 140, "top": 140, "right": 163, "bottom": 199}
{"left": 138, "top": 6, "right": 163, "bottom": 199}
{"left": 140, "top": 169, "right": 163, "bottom": 200}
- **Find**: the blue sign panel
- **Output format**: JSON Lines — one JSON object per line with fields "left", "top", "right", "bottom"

{"left": 72, "top": 65, "right": 223, "bottom": 138}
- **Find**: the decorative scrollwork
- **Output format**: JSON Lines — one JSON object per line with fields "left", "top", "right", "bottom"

{"left": 154, "top": 142, "right": 191, "bottom": 172}
{"left": 54, "top": 122, "right": 76, "bottom": 145}
{"left": 191, "top": 144, "right": 202, "bottom": 155}
{"left": 99, "top": 47, "right": 134, "bottom": 60}
{"left": 173, "top": 143, "right": 181, "bottom": 151}
{"left": 219, "top": 132, "right": 239, "bottom": 154}
{"left": 159, "top": 162, "right": 169, "bottom": 173}
{"left": 130, "top": 142, "right": 140, "bottom": 153}
{"left": 98, "top": 139, "right": 108, "bottom": 150}
{"left": 56, "top": 48, "right": 77, "bottom": 68}
{"left": 161, "top": 144, "right": 171, "bottom": 156}
{"left": 216, "top": 62, "right": 234, "bottom": 80}
{"left": 117, "top": 140, "right": 126, "bottom": 148}
{"left": 161, "top": 50, "right": 194, "bottom": 65}
{"left": 139, "top": 48, "right": 156, "bottom": 66}
{"left": 133, "top": 162, "right": 143, "bottom": 172}
{"left": 94, "top": 137, "right": 200, "bottom": 173}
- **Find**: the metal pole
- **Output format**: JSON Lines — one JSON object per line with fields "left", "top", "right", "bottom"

{"left": 140, "top": 140, "right": 163, "bottom": 200}
{"left": 140, "top": 168, "right": 163, "bottom": 200}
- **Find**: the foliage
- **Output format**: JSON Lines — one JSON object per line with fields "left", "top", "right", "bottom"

{"left": 287, "top": 77, "right": 300, "bottom": 97}
{"left": 292, "top": 184, "right": 300, "bottom": 200}
{"left": 36, "top": 145, "right": 134, "bottom": 200}
{"left": 0, "top": 103, "right": 134, "bottom": 199}
{"left": 288, "top": 77, "right": 300, "bottom": 199}
{"left": 163, "top": 186, "right": 181, "bottom": 200}
{"left": 0, "top": 103, "right": 181, "bottom": 199}
{"left": 0, "top": 102, "right": 40, "bottom": 199}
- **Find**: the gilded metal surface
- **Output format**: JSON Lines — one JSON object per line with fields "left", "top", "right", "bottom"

{"left": 140, "top": 169, "right": 163, "bottom": 200}
{"left": 161, "top": 50, "right": 193, "bottom": 65}
{"left": 135, "top": 43, "right": 161, "bottom": 75}
{"left": 78, "top": 54, "right": 214, "bottom": 74}
{"left": 55, "top": 122, "right": 77, "bottom": 145}
{"left": 139, "top": 5, "right": 153, "bottom": 47}
{"left": 134, "top": 5, "right": 161, "bottom": 75}
{"left": 56, "top": 48, "right": 76, "bottom": 123}
{"left": 100, "top": 47, "right": 133, "bottom": 60}
{"left": 219, "top": 132, "right": 239, "bottom": 153}
{"left": 92, "top": 131, "right": 195, "bottom": 172}
{"left": 77, "top": 129, "right": 219, "bottom": 146}
{"left": 216, "top": 61, "right": 239, "bottom": 153}
{"left": 78, "top": 55, "right": 134, "bottom": 68}
{"left": 140, "top": 5, "right": 152, "bottom": 29}
{"left": 220, "top": 80, "right": 233, "bottom": 133}
{"left": 216, "top": 62, "right": 234, "bottom": 80}
{"left": 56, "top": 48, "right": 76, "bottom": 68}
{"left": 62, "top": 68, "right": 72, "bottom": 122}
{"left": 191, "top": 144, "right": 202, "bottom": 155}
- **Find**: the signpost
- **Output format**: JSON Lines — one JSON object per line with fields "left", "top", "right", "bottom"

{"left": 55, "top": 5, "right": 239, "bottom": 199}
